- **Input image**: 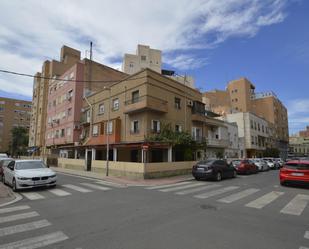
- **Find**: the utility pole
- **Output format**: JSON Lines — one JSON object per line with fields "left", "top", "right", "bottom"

{"left": 105, "top": 87, "right": 111, "bottom": 176}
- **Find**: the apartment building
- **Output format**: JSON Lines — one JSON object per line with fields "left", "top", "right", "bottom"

{"left": 0, "top": 97, "right": 31, "bottom": 152}
{"left": 122, "top": 44, "right": 195, "bottom": 88}
{"left": 30, "top": 45, "right": 127, "bottom": 155}
{"left": 225, "top": 122, "right": 242, "bottom": 158}
{"left": 29, "top": 46, "right": 81, "bottom": 154}
{"left": 289, "top": 136, "right": 309, "bottom": 157}
{"left": 51, "top": 68, "right": 231, "bottom": 173}
{"left": 203, "top": 77, "right": 289, "bottom": 158}
{"left": 224, "top": 112, "right": 270, "bottom": 158}
{"left": 299, "top": 126, "right": 309, "bottom": 138}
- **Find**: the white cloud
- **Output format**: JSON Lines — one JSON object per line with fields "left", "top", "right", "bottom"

{"left": 287, "top": 99, "right": 309, "bottom": 134}
{"left": 0, "top": 0, "right": 289, "bottom": 97}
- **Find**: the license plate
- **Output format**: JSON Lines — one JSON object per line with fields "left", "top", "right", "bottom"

{"left": 197, "top": 168, "right": 204, "bottom": 172}
{"left": 291, "top": 173, "right": 304, "bottom": 176}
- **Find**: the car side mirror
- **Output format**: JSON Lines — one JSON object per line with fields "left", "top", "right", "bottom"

{"left": 8, "top": 165, "right": 14, "bottom": 171}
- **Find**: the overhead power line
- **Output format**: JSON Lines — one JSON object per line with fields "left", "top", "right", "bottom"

{"left": 0, "top": 69, "right": 146, "bottom": 83}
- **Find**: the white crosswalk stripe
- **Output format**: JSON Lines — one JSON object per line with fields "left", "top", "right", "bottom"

{"left": 48, "top": 188, "right": 72, "bottom": 197}
{"left": 146, "top": 181, "right": 192, "bottom": 190}
{"left": 299, "top": 247, "right": 309, "bottom": 249}
{"left": 0, "top": 205, "right": 30, "bottom": 215}
{"left": 22, "top": 192, "right": 45, "bottom": 200}
{"left": 245, "top": 191, "right": 284, "bottom": 209}
{"left": 0, "top": 219, "right": 51, "bottom": 237}
{"left": 0, "top": 211, "right": 39, "bottom": 224}
{"left": 0, "top": 231, "right": 68, "bottom": 249}
{"left": 176, "top": 184, "right": 221, "bottom": 195}
{"left": 304, "top": 231, "right": 309, "bottom": 239}
{"left": 95, "top": 180, "right": 125, "bottom": 188}
{"left": 81, "top": 183, "right": 111, "bottom": 191}
{"left": 194, "top": 186, "right": 240, "bottom": 199}
{"left": 159, "top": 182, "right": 206, "bottom": 192}
{"left": 280, "top": 194, "right": 309, "bottom": 216}
{"left": 62, "top": 184, "right": 93, "bottom": 193}
{"left": 218, "top": 188, "right": 260, "bottom": 203}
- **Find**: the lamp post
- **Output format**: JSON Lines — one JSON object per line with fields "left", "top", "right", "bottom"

{"left": 104, "top": 86, "right": 111, "bottom": 176}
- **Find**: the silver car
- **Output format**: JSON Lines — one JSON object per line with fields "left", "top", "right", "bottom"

{"left": 251, "top": 158, "right": 269, "bottom": 171}
{"left": 3, "top": 160, "right": 57, "bottom": 191}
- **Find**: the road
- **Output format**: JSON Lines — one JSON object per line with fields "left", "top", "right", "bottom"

{"left": 0, "top": 170, "right": 308, "bottom": 249}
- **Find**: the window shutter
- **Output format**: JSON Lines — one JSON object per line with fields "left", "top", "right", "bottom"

{"left": 151, "top": 120, "right": 154, "bottom": 130}
{"left": 157, "top": 121, "right": 160, "bottom": 131}
{"left": 179, "top": 125, "right": 182, "bottom": 132}
{"left": 131, "top": 121, "right": 134, "bottom": 132}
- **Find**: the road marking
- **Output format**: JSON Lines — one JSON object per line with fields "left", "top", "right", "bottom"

{"left": 159, "top": 182, "right": 206, "bottom": 192}
{"left": 48, "top": 189, "right": 72, "bottom": 197}
{"left": 81, "top": 183, "right": 111, "bottom": 191}
{"left": 22, "top": 192, "right": 45, "bottom": 200}
{"left": 62, "top": 184, "right": 93, "bottom": 193}
{"left": 194, "top": 186, "right": 240, "bottom": 199}
{"left": 175, "top": 184, "right": 221, "bottom": 195}
{"left": 146, "top": 181, "right": 192, "bottom": 190}
{"left": 0, "top": 231, "right": 68, "bottom": 249}
{"left": 95, "top": 180, "right": 125, "bottom": 188}
{"left": 245, "top": 191, "right": 284, "bottom": 209}
{"left": 0, "top": 219, "right": 51, "bottom": 237}
{"left": 218, "top": 188, "right": 260, "bottom": 203}
{"left": 280, "top": 194, "right": 309, "bottom": 216}
{"left": 299, "top": 247, "right": 309, "bottom": 249}
{"left": 0, "top": 212, "right": 39, "bottom": 224}
{"left": 304, "top": 231, "right": 309, "bottom": 239}
{"left": 0, "top": 205, "right": 30, "bottom": 215}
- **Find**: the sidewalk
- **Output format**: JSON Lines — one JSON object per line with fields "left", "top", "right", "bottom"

{"left": 0, "top": 182, "right": 16, "bottom": 206}
{"left": 51, "top": 167, "right": 194, "bottom": 186}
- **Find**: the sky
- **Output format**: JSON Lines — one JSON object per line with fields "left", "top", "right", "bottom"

{"left": 0, "top": 0, "right": 308, "bottom": 134}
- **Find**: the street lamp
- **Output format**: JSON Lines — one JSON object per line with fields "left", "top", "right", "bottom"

{"left": 104, "top": 86, "right": 111, "bottom": 176}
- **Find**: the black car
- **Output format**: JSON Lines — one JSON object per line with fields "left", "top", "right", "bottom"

{"left": 192, "top": 159, "right": 236, "bottom": 181}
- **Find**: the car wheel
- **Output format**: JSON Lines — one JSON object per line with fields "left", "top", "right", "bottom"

{"left": 194, "top": 177, "right": 201, "bottom": 181}
{"left": 12, "top": 179, "right": 18, "bottom": 192}
{"left": 215, "top": 172, "right": 222, "bottom": 181}
{"left": 280, "top": 181, "right": 286, "bottom": 186}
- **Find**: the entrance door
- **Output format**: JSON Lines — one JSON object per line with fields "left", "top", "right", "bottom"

{"left": 86, "top": 150, "right": 92, "bottom": 171}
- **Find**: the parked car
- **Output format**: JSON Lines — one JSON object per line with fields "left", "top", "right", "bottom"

{"left": 274, "top": 158, "right": 284, "bottom": 168}
{"left": 231, "top": 159, "right": 258, "bottom": 174}
{"left": 3, "top": 160, "right": 57, "bottom": 191}
{"left": 0, "top": 153, "right": 8, "bottom": 158}
{"left": 263, "top": 158, "right": 279, "bottom": 170}
{"left": 192, "top": 159, "right": 236, "bottom": 181}
{"left": 0, "top": 158, "right": 13, "bottom": 181}
{"left": 251, "top": 158, "right": 269, "bottom": 171}
{"left": 280, "top": 160, "right": 309, "bottom": 186}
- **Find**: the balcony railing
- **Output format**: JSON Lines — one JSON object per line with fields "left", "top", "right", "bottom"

{"left": 124, "top": 95, "right": 168, "bottom": 114}
{"left": 207, "top": 138, "right": 229, "bottom": 148}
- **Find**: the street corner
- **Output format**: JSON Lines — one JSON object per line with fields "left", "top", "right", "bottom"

{"left": 0, "top": 182, "right": 22, "bottom": 207}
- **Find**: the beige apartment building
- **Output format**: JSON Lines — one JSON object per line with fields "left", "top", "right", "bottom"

{"left": 289, "top": 136, "right": 309, "bottom": 157}
{"left": 122, "top": 44, "right": 195, "bottom": 88}
{"left": 29, "top": 45, "right": 127, "bottom": 155}
{"left": 53, "top": 68, "right": 230, "bottom": 177}
{"left": 0, "top": 97, "right": 31, "bottom": 153}
{"left": 203, "top": 78, "right": 289, "bottom": 158}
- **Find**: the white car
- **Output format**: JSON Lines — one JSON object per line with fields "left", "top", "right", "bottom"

{"left": 3, "top": 160, "right": 57, "bottom": 191}
{"left": 251, "top": 159, "right": 269, "bottom": 171}
{"left": 0, "top": 153, "right": 8, "bottom": 158}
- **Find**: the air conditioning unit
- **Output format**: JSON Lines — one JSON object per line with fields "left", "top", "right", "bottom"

{"left": 187, "top": 100, "right": 194, "bottom": 107}
{"left": 74, "top": 124, "right": 80, "bottom": 130}
{"left": 81, "top": 108, "right": 85, "bottom": 113}
{"left": 67, "top": 95, "right": 72, "bottom": 101}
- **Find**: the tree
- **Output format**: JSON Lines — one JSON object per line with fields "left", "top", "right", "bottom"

{"left": 9, "top": 127, "right": 29, "bottom": 157}
{"left": 263, "top": 147, "right": 280, "bottom": 158}
{"left": 145, "top": 123, "right": 207, "bottom": 161}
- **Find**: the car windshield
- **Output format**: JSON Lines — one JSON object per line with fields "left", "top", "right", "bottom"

{"left": 198, "top": 160, "right": 215, "bottom": 165}
{"left": 15, "top": 161, "right": 47, "bottom": 170}
{"left": 232, "top": 160, "right": 241, "bottom": 166}
{"left": 285, "top": 163, "right": 309, "bottom": 170}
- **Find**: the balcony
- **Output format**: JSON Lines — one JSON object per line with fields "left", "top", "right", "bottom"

{"left": 192, "top": 113, "right": 206, "bottom": 122}
{"left": 124, "top": 95, "right": 168, "bottom": 114}
{"left": 207, "top": 138, "right": 229, "bottom": 148}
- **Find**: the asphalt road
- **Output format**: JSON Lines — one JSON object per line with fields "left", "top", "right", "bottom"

{"left": 0, "top": 170, "right": 308, "bottom": 249}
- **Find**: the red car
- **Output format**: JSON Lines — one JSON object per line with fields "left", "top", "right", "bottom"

{"left": 280, "top": 160, "right": 309, "bottom": 186}
{"left": 231, "top": 159, "right": 258, "bottom": 175}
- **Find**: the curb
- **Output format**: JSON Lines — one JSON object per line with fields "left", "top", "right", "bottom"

{"left": 0, "top": 184, "right": 23, "bottom": 208}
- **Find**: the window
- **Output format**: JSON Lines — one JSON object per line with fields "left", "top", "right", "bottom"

{"left": 67, "top": 89, "right": 73, "bottom": 100}
{"left": 60, "top": 129, "right": 65, "bottom": 137}
{"left": 254, "top": 122, "right": 257, "bottom": 130}
{"left": 258, "top": 123, "right": 260, "bottom": 131}
{"left": 107, "top": 121, "right": 113, "bottom": 134}
{"left": 250, "top": 120, "right": 253, "bottom": 129}
{"left": 251, "top": 136, "right": 254, "bottom": 145}
{"left": 67, "top": 108, "right": 72, "bottom": 116}
{"left": 175, "top": 124, "right": 182, "bottom": 132}
{"left": 92, "top": 125, "right": 99, "bottom": 136}
{"left": 174, "top": 97, "right": 181, "bottom": 109}
{"left": 132, "top": 90, "right": 139, "bottom": 103}
{"left": 141, "top": 55, "right": 146, "bottom": 61}
{"left": 100, "top": 123, "right": 104, "bottom": 135}
{"left": 262, "top": 125, "right": 265, "bottom": 133}
{"left": 131, "top": 120, "right": 139, "bottom": 134}
{"left": 66, "top": 127, "right": 71, "bottom": 136}
{"left": 98, "top": 104, "right": 105, "bottom": 114}
{"left": 113, "top": 98, "right": 119, "bottom": 111}
{"left": 151, "top": 120, "right": 160, "bottom": 133}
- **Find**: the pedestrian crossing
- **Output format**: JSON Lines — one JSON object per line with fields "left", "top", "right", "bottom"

{"left": 145, "top": 181, "right": 309, "bottom": 216}
{"left": 18, "top": 181, "right": 119, "bottom": 201}
{"left": 0, "top": 205, "right": 68, "bottom": 248}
